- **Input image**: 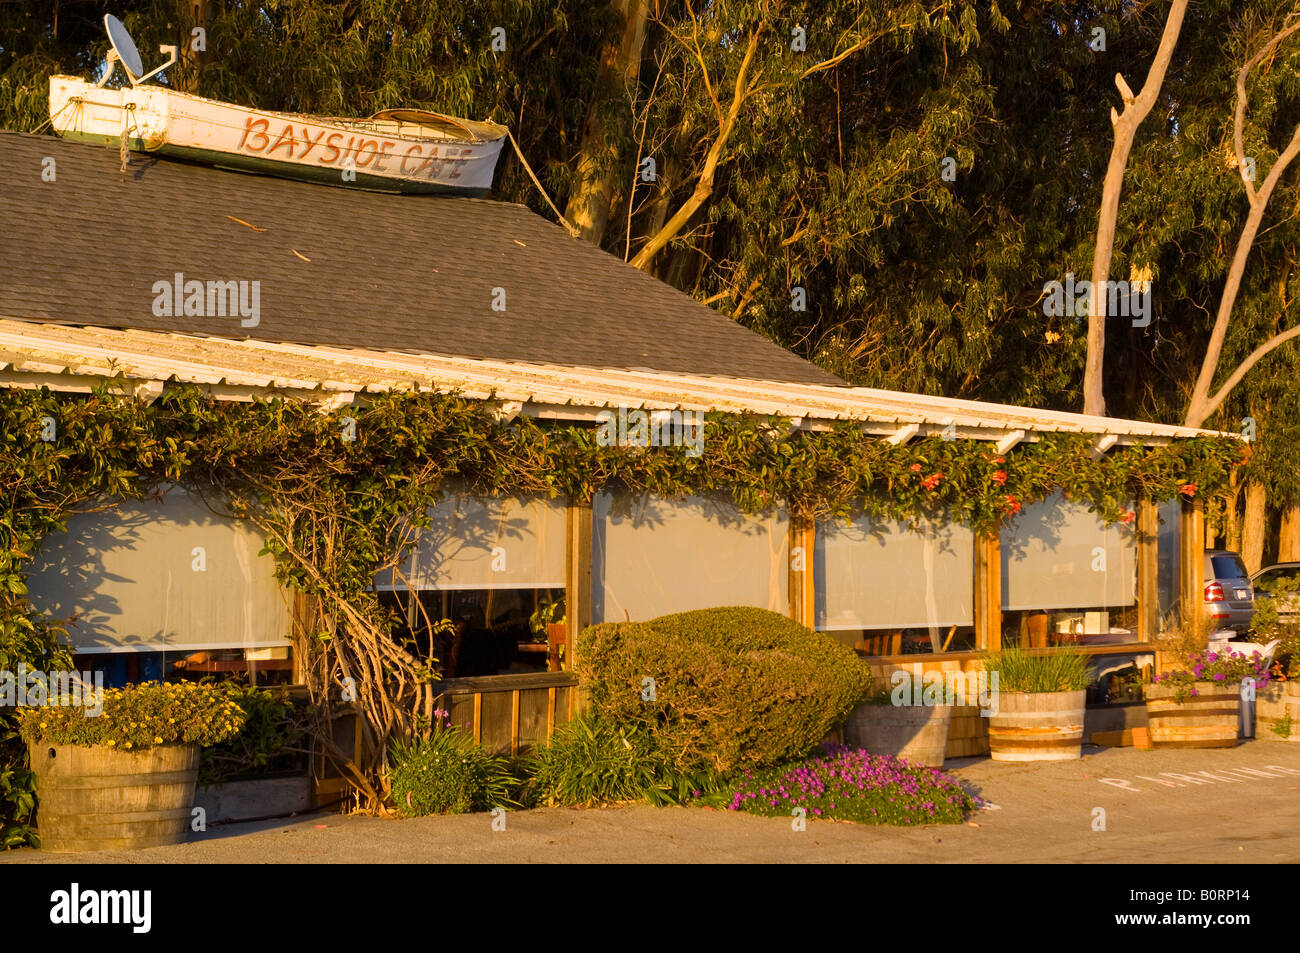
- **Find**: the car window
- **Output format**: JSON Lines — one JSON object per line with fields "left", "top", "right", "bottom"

{"left": 1211, "top": 554, "right": 1249, "bottom": 578}
{"left": 1256, "top": 566, "right": 1300, "bottom": 588}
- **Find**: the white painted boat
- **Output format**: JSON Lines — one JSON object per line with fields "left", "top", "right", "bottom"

{"left": 47, "top": 16, "right": 507, "bottom": 195}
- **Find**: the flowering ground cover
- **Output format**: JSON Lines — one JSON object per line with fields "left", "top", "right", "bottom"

{"left": 713, "top": 745, "right": 980, "bottom": 825}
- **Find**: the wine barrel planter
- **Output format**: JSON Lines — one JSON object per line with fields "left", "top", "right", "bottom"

{"left": 30, "top": 742, "right": 200, "bottom": 852}
{"left": 844, "top": 703, "right": 953, "bottom": 768}
{"left": 987, "top": 690, "right": 1086, "bottom": 762}
{"left": 1144, "top": 683, "right": 1240, "bottom": 749}
{"left": 1257, "top": 682, "right": 1300, "bottom": 742}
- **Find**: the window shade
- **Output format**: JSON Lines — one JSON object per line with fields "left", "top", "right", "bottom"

{"left": 375, "top": 494, "right": 567, "bottom": 591}
{"left": 25, "top": 489, "right": 290, "bottom": 654}
{"left": 815, "top": 515, "right": 973, "bottom": 630}
{"left": 1001, "top": 492, "right": 1136, "bottom": 611}
{"left": 593, "top": 491, "right": 788, "bottom": 623}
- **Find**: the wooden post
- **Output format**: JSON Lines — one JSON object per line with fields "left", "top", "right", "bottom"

{"left": 1179, "top": 498, "right": 1204, "bottom": 628}
{"left": 1136, "top": 499, "right": 1158, "bottom": 642}
{"left": 974, "top": 526, "right": 1002, "bottom": 651}
{"left": 565, "top": 497, "right": 594, "bottom": 669}
{"left": 788, "top": 516, "right": 815, "bottom": 626}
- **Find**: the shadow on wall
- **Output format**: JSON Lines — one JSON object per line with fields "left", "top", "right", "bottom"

{"left": 24, "top": 487, "right": 288, "bottom": 654}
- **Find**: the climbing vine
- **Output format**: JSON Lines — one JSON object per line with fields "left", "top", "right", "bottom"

{"left": 0, "top": 382, "right": 1244, "bottom": 829}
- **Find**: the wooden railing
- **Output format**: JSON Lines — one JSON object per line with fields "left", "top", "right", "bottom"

{"left": 433, "top": 671, "right": 581, "bottom": 756}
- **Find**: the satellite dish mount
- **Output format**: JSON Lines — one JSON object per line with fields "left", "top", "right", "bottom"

{"left": 96, "top": 14, "right": 177, "bottom": 88}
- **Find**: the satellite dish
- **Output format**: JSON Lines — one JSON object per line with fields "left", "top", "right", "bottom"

{"left": 104, "top": 15, "right": 144, "bottom": 82}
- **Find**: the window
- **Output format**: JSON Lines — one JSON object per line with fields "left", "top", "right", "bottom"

{"left": 26, "top": 488, "right": 291, "bottom": 658}
{"left": 1001, "top": 492, "right": 1138, "bottom": 648}
{"left": 593, "top": 491, "right": 788, "bottom": 623}
{"left": 375, "top": 492, "right": 568, "bottom": 677}
{"left": 815, "top": 514, "right": 975, "bottom": 655}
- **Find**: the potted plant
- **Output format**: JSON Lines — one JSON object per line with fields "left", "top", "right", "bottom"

{"left": 983, "top": 648, "right": 1091, "bottom": 762}
{"left": 1145, "top": 650, "right": 1270, "bottom": 748}
{"left": 18, "top": 680, "right": 246, "bottom": 852}
{"left": 530, "top": 594, "right": 567, "bottom": 672}
{"left": 842, "top": 676, "right": 952, "bottom": 768}
{"left": 1247, "top": 574, "right": 1300, "bottom": 742}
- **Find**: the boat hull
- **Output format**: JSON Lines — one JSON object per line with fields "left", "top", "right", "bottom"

{"left": 49, "top": 77, "right": 505, "bottom": 196}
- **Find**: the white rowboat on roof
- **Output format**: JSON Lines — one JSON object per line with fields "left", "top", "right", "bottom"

{"left": 48, "top": 15, "right": 508, "bottom": 195}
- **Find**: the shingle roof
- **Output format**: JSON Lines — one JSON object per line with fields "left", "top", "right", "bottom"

{"left": 0, "top": 129, "right": 841, "bottom": 386}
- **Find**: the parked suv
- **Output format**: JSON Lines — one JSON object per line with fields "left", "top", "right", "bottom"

{"left": 1251, "top": 562, "right": 1300, "bottom": 622}
{"left": 1204, "top": 550, "right": 1255, "bottom": 633}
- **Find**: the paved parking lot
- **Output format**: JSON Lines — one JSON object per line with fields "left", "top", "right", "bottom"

{"left": 6, "top": 742, "right": 1299, "bottom": 864}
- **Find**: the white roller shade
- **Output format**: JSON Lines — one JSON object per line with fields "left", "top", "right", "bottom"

{"left": 815, "top": 516, "right": 973, "bottom": 630}
{"left": 594, "top": 491, "right": 788, "bottom": 623}
{"left": 1001, "top": 492, "right": 1136, "bottom": 611}
{"left": 376, "top": 494, "right": 567, "bottom": 591}
{"left": 26, "top": 489, "right": 290, "bottom": 654}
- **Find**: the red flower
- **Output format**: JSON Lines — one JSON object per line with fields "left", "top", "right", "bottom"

{"left": 992, "top": 455, "right": 1005, "bottom": 464}
{"left": 991, "top": 470, "right": 1007, "bottom": 486}
{"left": 921, "top": 473, "right": 944, "bottom": 490}
{"left": 910, "top": 463, "right": 923, "bottom": 472}
{"left": 1004, "top": 494, "right": 1021, "bottom": 514}
{"left": 1180, "top": 483, "right": 1197, "bottom": 498}
{"left": 1120, "top": 511, "right": 1136, "bottom": 525}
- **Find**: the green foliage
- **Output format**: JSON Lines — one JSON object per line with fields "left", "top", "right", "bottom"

{"left": 522, "top": 711, "right": 722, "bottom": 808}
{"left": 578, "top": 607, "right": 872, "bottom": 772}
{"left": 198, "top": 684, "right": 311, "bottom": 785}
{"left": 387, "top": 728, "right": 518, "bottom": 816}
{"left": 18, "top": 681, "right": 246, "bottom": 749}
{"left": 983, "top": 647, "right": 1093, "bottom": 694}
{"left": 1249, "top": 574, "right": 1300, "bottom": 678}
{"left": 1271, "top": 711, "right": 1294, "bottom": 738}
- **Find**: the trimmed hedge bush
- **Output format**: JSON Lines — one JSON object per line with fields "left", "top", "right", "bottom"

{"left": 578, "top": 606, "right": 872, "bottom": 772}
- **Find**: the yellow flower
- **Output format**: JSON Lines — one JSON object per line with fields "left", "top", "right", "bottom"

{"left": 106, "top": 740, "right": 115, "bottom": 746}
{"left": 153, "top": 736, "right": 163, "bottom": 744}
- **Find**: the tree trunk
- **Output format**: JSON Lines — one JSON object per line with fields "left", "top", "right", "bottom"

{"left": 1083, "top": 0, "right": 1189, "bottom": 417}
{"left": 1241, "top": 481, "right": 1267, "bottom": 573}
{"left": 1227, "top": 471, "right": 1242, "bottom": 552}
{"left": 1278, "top": 503, "right": 1300, "bottom": 562}
{"left": 564, "top": 0, "right": 650, "bottom": 245}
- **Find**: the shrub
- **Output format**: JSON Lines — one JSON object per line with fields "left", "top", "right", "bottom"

{"left": 198, "top": 683, "right": 311, "bottom": 785}
{"left": 387, "top": 726, "right": 518, "bottom": 815}
{"left": 983, "top": 647, "right": 1092, "bottom": 693}
{"left": 0, "top": 606, "right": 73, "bottom": 848}
{"left": 578, "top": 606, "right": 872, "bottom": 773}
{"left": 17, "top": 680, "right": 246, "bottom": 749}
{"left": 1250, "top": 574, "right": 1300, "bottom": 679}
{"left": 522, "top": 711, "right": 722, "bottom": 807}
{"left": 719, "top": 745, "right": 980, "bottom": 825}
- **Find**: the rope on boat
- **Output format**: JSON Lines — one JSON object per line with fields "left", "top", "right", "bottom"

{"left": 28, "top": 97, "right": 77, "bottom": 136}
{"left": 505, "top": 128, "right": 581, "bottom": 239}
